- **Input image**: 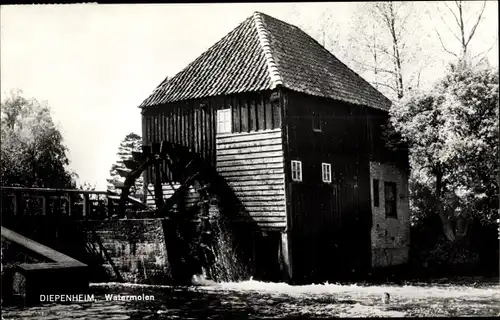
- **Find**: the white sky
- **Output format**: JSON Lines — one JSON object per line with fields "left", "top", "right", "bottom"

{"left": 1, "top": 2, "right": 498, "bottom": 190}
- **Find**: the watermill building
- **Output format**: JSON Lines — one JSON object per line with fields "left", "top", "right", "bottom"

{"left": 139, "top": 11, "right": 410, "bottom": 283}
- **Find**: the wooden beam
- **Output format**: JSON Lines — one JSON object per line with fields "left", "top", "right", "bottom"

{"left": 153, "top": 161, "right": 164, "bottom": 209}
{"left": 1, "top": 226, "right": 86, "bottom": 266}
{"left": 158, "top": 171, "right": 200, "bottom": 217}
{"left": 1, "top": 186, "right": 109, "bottom": 195}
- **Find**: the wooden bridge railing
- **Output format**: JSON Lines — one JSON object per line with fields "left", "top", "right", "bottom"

{"left": 0, "top": 186, "right": 146, "bottom": 220}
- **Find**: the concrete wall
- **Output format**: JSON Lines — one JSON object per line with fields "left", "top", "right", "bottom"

{"left": 369, "top": 161, "right": 410, "bottom": 268}
{"left": 82, "top": 219, "right": 171, "bottom": 284}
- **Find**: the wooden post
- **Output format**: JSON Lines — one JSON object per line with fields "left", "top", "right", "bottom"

{"left": 42, "top": 195, "right": 50, "bottom": 216}
{"left": 52, "top": 195, "right": 61, "bottom": 218}
{"left": 14, "top": 191, "right": 24, "bottom": 216}
{"left": 83, "top": 194, "right": 89, "bottom": 220}
{"left": 142, "top": 172, "right": 148, "bottom": 204}
{"left": 153, "top": 162, "right": 164, "bottom": 209}
{"left": 281, "top": 231, "right": 293, "bottom": 282}
{"left": 107, "top": 195, "right": 113, "bottom": 218}
{"left": 67, "top": 194, "right": 72, "bottom": 217}
{"left": 62, "top": 195, "right": 70, "bottom": 217}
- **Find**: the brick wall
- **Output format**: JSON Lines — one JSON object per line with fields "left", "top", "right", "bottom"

{"left": 369, "top": 161, "right": 410, "bottom": 268}
{"left": 82, "top": 219, "right": 172, "bottom": 284}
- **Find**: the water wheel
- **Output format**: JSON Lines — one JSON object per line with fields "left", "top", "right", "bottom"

{"left": 115, "top": 141, "right": 221, "bottom": 281}
{"left": 117, "top": 141, "right": 211, "bottom": 218}
{"left": 116, "top": 141, "right": 254, "bottom": 283}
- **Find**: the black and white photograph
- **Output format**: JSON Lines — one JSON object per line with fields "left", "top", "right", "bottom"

{"left": 0, "top": 1, "right": 499, "bottom": 318}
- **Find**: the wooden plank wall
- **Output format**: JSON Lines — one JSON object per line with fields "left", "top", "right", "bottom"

{"left": 283, "top": 89, "right": 378, "bottom": 281}
{"left": 142, "top": 101, "right": 217, "bottom": 185}
{"left": 141, "top": 91, "right": 284, "bottom": 226}
{"left": 216, "top": 129, "right": 286, "bottom": 228}
{"left": 141, "top": 90, "right": 282, "bottom": 187}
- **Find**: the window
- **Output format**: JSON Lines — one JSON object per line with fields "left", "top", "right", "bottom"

{"left": 322, "top": 163, "right": 332, "bottom": 183}
{"left": 373, "top": 179, "right": 380, "bottom": 207}
{"left": 291, "top": 160, "right": 302, "bottom": 182}
{"left": 384, "top": 181, "right": 397, "bottom": 218}
{"left": 312, "top": 111, "right": 322, "bottom": 132}
{"left": 217, "top": 109, "right": 232, "bottom": 134}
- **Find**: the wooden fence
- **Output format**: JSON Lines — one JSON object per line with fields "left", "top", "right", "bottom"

{"left": 0, "top": 186, "right": 147, "bottom": 220}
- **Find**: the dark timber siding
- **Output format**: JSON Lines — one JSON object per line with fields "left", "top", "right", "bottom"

{"left": 282, "top": 89, "right": 398, "bottom": 282}
{"left": 141, "top": 90, "right": 285, "bottom": 228}
{"left": 142, "top": 99, "right": 217, "bottom": 185}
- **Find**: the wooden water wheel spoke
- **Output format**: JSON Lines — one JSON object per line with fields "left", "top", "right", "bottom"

{"left": 117, "top": 141, "right": 212, "bottom": 219}
{"left": 184, "top": 156, "right": 197, "bottom": 171}
{"left": 118, "top": 157, "right": 154, "bottom": 216}
{"left": 123, "top": 159, "right": 140, "bottom": 171}
{"left": 146, "top": 184, "right": 155, "bottom": 199}
{"left": 158, "top": 171, "right": 201, "bottom": 218}
{"left": 153, "top": 160, "right": 164, "bottom": 209}
{"left": 158, "top": 153, "right": 182, "bottom": 199}
{"left": 160, "top": 168, "right": 178, "bottom": 196}
{"left": 131, "top": 151, "right": 147, "bottom": 162}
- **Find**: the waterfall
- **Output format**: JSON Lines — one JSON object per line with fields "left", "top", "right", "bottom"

{"left": 192, "top": 200, "right": 251, "bottom": 283}
{"left": 205, "top": 217, "right": 249, "bottom": 282}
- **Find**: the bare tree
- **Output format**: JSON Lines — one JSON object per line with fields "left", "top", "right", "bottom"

{"left": 345, "top": 1, "right": 424, "bottom": 101}
{"left": 288, "top": 3, "right": 346, "bottom": 59}
{"left": 430, "top": 1, "right": 495, "bottom": 64}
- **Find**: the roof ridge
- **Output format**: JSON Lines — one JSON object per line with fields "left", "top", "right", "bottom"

{"left": 139, "top": 11, "right": 392, "bottom": 110}
{"left": 252, "top": 12, "right": 283, "bottom": 89}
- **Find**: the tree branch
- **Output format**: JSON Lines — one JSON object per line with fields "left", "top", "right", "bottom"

{"left": 465, "top": 0, "right": 486, "bottom": 47}
{"left": 373, "top": 81, "right": 398, "bottom": 93}
{"left": 375, "top": 2, "right": 393, "bottom": 31}
{"left": 376, "top": 44, "right": 399, "bottom": 61}
{"left": 471, "top": 38, "right": 498, "bottom": 61}
{"left": 352, "top": 58, "right": 398, "bottom": 75}
{"left": 435, "top": 28, "right": 458, "bottom": 57}
{"left": 444, "top": 1, "right": 462, "bottom": 28}
{"left": 436, "top": 5, "right": 462, "bottom": 43}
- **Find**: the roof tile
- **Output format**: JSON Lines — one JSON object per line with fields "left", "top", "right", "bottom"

{"left": 140, "top": 11, "right": 391, "bottom": 111}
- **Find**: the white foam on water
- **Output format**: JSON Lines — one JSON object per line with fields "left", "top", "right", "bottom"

{"left": 337, "top": 303, "right": 407, "bottom": 317}
{"left": 91, "top": 282, "right": 174, "bottom": 289}
{"left": 191, "top": 273, "right": 218, "bottom": 286}
{"left": 6, "top": 279, "right": 500, "bottom": 319}
{"left": 209, "top": 278, "right": 500, "bottom": 300}
{"left": 91, "top": 278, "right": 500, "bottom": 300}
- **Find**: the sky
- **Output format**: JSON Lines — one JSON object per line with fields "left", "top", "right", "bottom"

{"left": 1, "top": 2, "right": 498, "bottom": 190}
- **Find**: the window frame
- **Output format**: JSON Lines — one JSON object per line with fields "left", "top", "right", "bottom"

{"left": 312, "top": 111, "right": 322, "bottom": 132}
{"left": 384, "top": 181, "right": 398, "bottom": 219}
{"left": 216, "top": 108, "right": 232, "bottom": 134}
{"left": 321, "top": 163, "right": 332, "bottom": 183}
{"left": 291, "top": 160, "right": 303, "bottom": 182}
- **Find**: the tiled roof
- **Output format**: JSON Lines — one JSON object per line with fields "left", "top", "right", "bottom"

{"left": 140, "top": 12, "right": 392, "bottom": 111}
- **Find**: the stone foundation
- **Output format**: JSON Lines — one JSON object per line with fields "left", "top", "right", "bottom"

{"left": 80, "top": 219, "right": 171, "bottom": 284}
{"left": 372, "top": 247, "right": 409, "bottom": 267}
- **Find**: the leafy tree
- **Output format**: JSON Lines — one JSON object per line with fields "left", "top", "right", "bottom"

{"left": 106, "top": 132, "right": 144, "bottom": 199}
{"left": 0, "top": 89, "right": 77, "bottom": 188}
{"left": 390, "top": 64, "right": 499, "bottom": 242}
{"left": 78, "top": 181, "right": 96, "bottom": 191}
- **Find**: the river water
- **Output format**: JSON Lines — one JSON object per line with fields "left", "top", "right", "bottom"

{"left": 2, "top": 277, "right": 499, "bottom": 319}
